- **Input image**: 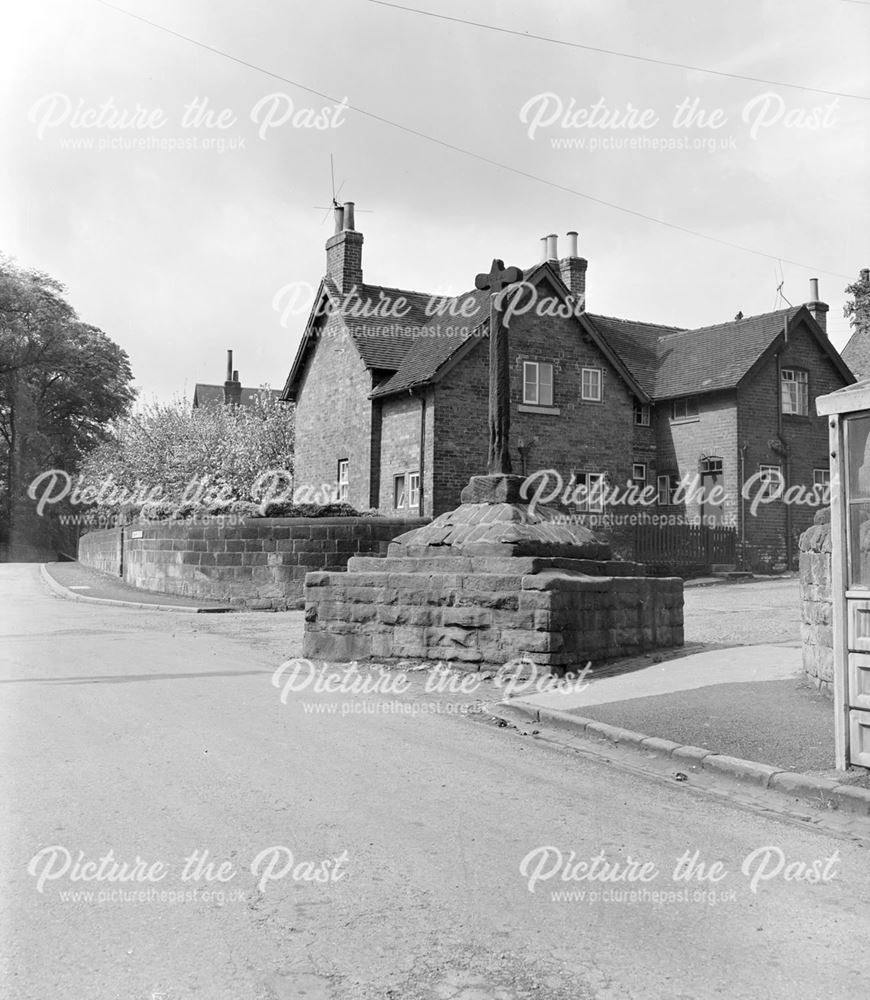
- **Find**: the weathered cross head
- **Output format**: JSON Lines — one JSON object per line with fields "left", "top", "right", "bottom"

{"left": 475, "top": 259, "right": 524, "bottom": 298}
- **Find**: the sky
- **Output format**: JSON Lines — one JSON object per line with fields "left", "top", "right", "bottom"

{"left": 3, "top": 0, "right": 868, "bottom": 404}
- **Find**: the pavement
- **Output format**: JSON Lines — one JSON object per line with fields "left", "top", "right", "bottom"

{"left": 514, "top": 643, "right": 836, "bottom": 773}
{"left": 41, "top": 560, "right": 232, "bottom": 612}
{"left": 6, "top": 562, "right": 870, "bottom": 999}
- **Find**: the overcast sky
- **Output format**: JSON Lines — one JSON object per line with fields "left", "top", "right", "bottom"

{"left": 4, "top": 0, "right": 868, "bottom": 403}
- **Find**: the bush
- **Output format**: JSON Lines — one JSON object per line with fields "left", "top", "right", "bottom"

{"left": 257, "top": 500, "right": 361, "bottom": 519}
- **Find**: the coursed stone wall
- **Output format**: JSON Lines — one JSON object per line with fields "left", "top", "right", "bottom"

{"left": 304, "top": 554, "right": 683, "bottom": 668}
{"left": 799, "top": 508, "right": 833, "bottom": 696}
{"left": 78, "top": 517, "right": 428, "bottom": 609}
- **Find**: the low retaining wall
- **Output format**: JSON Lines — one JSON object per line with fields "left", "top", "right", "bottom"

{"left": 78, "top": 517, "right": 428, "bottom": 610}
{"left": 799, "top": 509, "right": 833, "bottom": 696}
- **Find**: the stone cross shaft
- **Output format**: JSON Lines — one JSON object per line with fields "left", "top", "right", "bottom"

{"left": 474, "top": 259, "right": 524, "bottom": 475}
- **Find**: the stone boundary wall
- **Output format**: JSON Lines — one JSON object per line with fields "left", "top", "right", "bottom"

{"left": 799, "top": 508, "right": 833, "bottom": 696}
{"left": 78, "top": 517, "right": 428, "bottom": 609}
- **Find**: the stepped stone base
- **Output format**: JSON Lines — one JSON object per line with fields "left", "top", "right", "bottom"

{"left": 303, "top": 478, "right": 684, "bottom": 670}
{"left": 303, "top": 554, "right": 683, "bottom": 668}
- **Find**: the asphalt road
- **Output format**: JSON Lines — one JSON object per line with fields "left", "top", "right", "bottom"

{"left": 2, "top": 564, "right": 869, "bottom": 1000}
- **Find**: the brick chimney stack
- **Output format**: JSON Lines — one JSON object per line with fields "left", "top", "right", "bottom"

{"left": 558, "top": 230, "right": 588, "bottom": 309}
{"left": 326, "top": 200, "right": 363, "bottom": 294}
{"left": 807, "top": 277, "right": 829, "bottom": 335}
{"left": 224, "top": 349, "right": 242, "bottom": 406}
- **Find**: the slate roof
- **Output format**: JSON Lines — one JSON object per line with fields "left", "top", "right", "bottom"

{"left": 584, "top": 314, "right": 684, "bottom": 397}
{"left": 367, "top": 286, "right": 491, "bottom": 397}
{"left": 588, "top": 307, "right": 827, "bottom": 400}
{"left": 192, "top": 384, "right": 283, "bottom": 408}
{"left": 842, "top": 328, "right": 870, "bottom": 381}
{"left": 286, "top": 265, "right": 849, "bottom": 405}
{"left": 653, "top": 308, "right": 802, "bottom": 398}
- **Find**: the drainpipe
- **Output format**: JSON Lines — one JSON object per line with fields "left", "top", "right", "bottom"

{"left": 739, "top": 443, "right": 747, "bottom": 570}
{"left": 418, "top": 394, "right": 426, "bottom": 518}
{"left": 775, "top": 345, "right": 793, "bottom": 570}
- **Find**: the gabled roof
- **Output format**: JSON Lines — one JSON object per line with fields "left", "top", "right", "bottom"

{"left": 841, "top": 327, "right": 870, "bottom": 381}
{"left": 654, "top": 307, "right": 801, "bottom": 399}
{"left": 283, "top": 260, "right": 852, "bottom": 408}
{"left": 584, "top": 315, "right": 684, "bottom": 397}
{"left": 590, "top": 305, "right": 853, "bottom": 400}
{"left": 284, "top": 263, "right": 648, "bottom": 403}
{"left": 193, "top": 384, "right": 282, "bottom": 408}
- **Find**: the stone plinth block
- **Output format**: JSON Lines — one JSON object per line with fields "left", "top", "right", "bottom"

{"left": 303, "top": 490, "right": 683, "bottom": 671}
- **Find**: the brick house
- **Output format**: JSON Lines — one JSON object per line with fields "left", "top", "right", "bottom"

{"left": 193, "top": 350, "right": 282, "bottom": 409}
{"left": 282, "top": 206, "right": 853, "bottom": 571}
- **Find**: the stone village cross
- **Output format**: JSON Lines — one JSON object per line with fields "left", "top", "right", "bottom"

{"left": 474, "top": 259, "right": 525, "bottom": 475}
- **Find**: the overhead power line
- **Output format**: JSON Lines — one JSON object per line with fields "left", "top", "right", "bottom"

{"left": 91, "top": 0, "right": 854, "bottom": 280}
{"left": 369, "top": 0, "right": 870, "bottom": 103}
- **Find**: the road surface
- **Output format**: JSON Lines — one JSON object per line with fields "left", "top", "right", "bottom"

{"left": 1, "top": 564, "right": 868, "bottom": 999}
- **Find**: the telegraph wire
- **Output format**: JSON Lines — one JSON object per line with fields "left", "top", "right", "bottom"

{"left": 91, "top": 0, "right": 854, "bottom": 280}
{"left": 369, "top": 0, "right": 870, "bottom": 103}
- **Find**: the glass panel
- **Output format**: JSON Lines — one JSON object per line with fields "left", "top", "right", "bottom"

{"left": 539, "top": 364, "right": 553, "bottom": 406}
{"left": 847, "top": 416, "right": 870, "bottom": 500}
{"left": 523, "top": 363, "right": 537, "bottom": 404}
{"left": 849, "top": 502, "right": 870, "bottom": 588}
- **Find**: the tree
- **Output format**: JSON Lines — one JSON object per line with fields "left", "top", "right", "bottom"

{"left": 77, "top": 392, "right": 295, "bottom": 518}
{"left": 845, "top": 268, "right": 870, "bottom": 342}
{"left": 0, "top": 256, "right": 135, "bottom": 556}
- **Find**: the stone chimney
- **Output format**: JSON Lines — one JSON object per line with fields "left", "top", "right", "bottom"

{"left": 224, "top": 349, "right": 242, "bottom": 406}
{"left": 326, "top": 200, "right": 363, "bottom": 294}
{"left": 807, "top": 277, "right": 828, "bottom": 335}
{"left": 558, "top": 230, "right": 588, "bottom": 309}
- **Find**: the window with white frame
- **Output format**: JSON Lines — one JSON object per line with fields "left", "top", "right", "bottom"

{"left": 337, "top": 459, "right": 349, "bottom": 502}
{"left": 633, "top": 400, "right": 651, "bottom": 426}
{"left": 632, "top": 463, "right": 647, "bottom": 485}
{"left": 813, "top": 468, "right": 830, "bottom": 501}
{"left": 522, "top": 361, "right": 554, "bottom": 406}
{"left": 408, "top": 471, "right": 420, "bottom": 508}
{"left": 393, "top": 474, "right": 406, "bottom": 509}
{"left": 657, "top": 473, "right": 678, "bottom": 505}
{"left": 781, "top": 368, "right": 809, "bottom": 416}
{"left": 572, "top": 471, "right": 605, "bottom": 513}
{"left": 580, "top": 367, "right": 603, "bottom": 402}
{"left": 672, "top": 397, "right": 699, "bottom": 421}
{"left": 759, "top": 464, "right": 784, "bottom": 500}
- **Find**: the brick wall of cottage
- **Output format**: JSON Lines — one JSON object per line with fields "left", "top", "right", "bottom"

{"left": 77, "top": 517, "right": 427, "bottom": 609}
{"left": 377, "top": 393, "right": 423, "bottom": 515}
{"left": 655, "top": 389, "right": 740, "bottom": 528}
{"left": 292, "top": 313, "right": 374, "bottom": 511}
{"left": 736, "top": 318, "right": 845, "bottom": 570}
{"left": 431, "top": 307, "right": 639, "bottom": 516}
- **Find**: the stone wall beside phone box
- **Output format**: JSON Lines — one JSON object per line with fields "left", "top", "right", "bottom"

{"left": 799, "top": 508, "right": 833, "bottom": 696}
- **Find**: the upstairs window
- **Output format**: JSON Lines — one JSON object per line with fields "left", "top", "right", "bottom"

{"left": 781, "top": 368, "right": 809, "bottom": 416}
{"left": 580, "top": 367, "right": 603, "bottom": 402}
{"left": 523, "top": 361, "right": 554, "bottom": 406}
{"left": 633, "top": 400, "right": 651, "bottom": 426}
{"left": 337, "top": 459, "right": 349, "bottom": 502}
{"left": 632, "top": 463, "right": 647, "bottom": 485}
{"left": 672, "top": 397, "right": 699, "bottom": 421}
{"left": 393, "top": 474, "right": 406, "bottom": 509}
